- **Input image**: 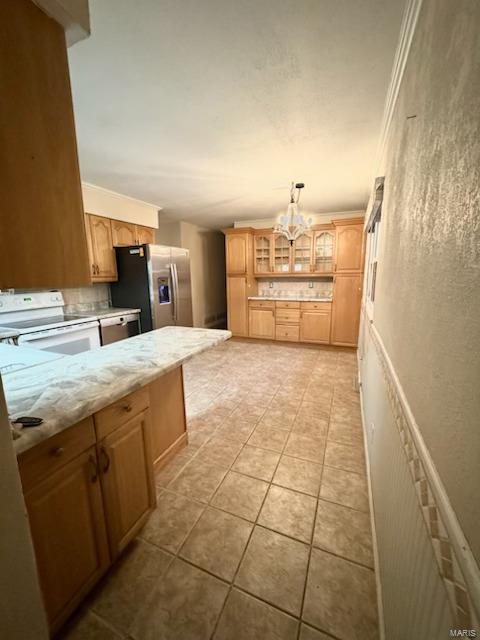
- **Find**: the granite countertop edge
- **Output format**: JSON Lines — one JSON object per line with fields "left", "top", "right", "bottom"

{"left": 6, "top": 326, "right": 231, "bottom": 455}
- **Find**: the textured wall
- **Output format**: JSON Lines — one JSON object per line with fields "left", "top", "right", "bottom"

{"left": 374, "top": 0, "right": 480, "bottom": 561}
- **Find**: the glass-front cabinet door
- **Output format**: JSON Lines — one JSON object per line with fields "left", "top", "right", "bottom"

{"left": 313, "top": 230, "right": 335, "bottom": 273}
{"left": 254, "top": 234, "right": 273, "bottom": 274}
{"left": 292, "top": 233, "right": 312, "bottom": 272}
{"left": 273, "top": 235, "right": 291, "bottom": 273}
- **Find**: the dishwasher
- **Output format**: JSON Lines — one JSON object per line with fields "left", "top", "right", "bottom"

{"left": 99, "top": 313, "right": 141, "bottom": 345}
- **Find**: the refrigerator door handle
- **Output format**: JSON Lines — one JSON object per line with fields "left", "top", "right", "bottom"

{"left": 173, "top": 262, "right": 180, "bottom": 324}
{"left": 170, "top": 262, "right": 178, "bottom": 323}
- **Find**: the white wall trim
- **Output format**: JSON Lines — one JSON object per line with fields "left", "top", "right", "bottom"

{"left": 372, "top": 0, "right": 423, "bottom": 176}
{"left": 82, "top": 182, "right": 162, "bottom": 211}
{"left": 357, "top": 356, "right": 386, "bottom": 640}
{"left": 365, "top": 316, "right": 480, "bottom": 627}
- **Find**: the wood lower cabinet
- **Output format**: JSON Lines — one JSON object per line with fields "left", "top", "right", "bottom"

{"left": 227, "top": 276, "right": 249, "bottom": 336}
{"left": 149, "top": 367, "right": 187, "bottom": 470}
{"left": 331, "top": 275, "right": 362, "bottom": 346}
{"left": 21, "top": 447, "right": 109, "bottom": 632}
{"left": 249, "top": 308, "right": 275, "bottom": 339}
{"left": 300, "top": 310, "right": 331, "bottom": 344}
{"left": 111, "top": 220, "right": 137, "bottom": 246}
{"left": 85, "top": 214, "right": 118, "bottom": 282}
{"left": 98, "top": 410, "right": 155, "bottom": 558}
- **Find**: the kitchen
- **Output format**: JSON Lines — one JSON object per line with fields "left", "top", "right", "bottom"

{"left": 3, "top": 1, "right": 478, "bottom": 640}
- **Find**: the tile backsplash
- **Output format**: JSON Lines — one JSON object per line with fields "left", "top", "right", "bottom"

{"left": 61, "top": 284, "right": 111, "bottom": 314}
{"left": 256, "top": 278, "right": 333, "bottom": 299}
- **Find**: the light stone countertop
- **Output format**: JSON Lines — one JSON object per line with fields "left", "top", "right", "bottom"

{"left": 0, "top": 328, "right": 21, "bottom": 341}
{"left": 248, "top": 296, "right": 333, "bottom": 302}
{"left": 73, "top": 307, "right": 141, "bottom": 319}
{"left": 5, "top": 326, "right": 231, "bottom": 455}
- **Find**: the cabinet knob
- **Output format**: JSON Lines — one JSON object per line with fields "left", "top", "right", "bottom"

{"left": 92, "top": 264, "right": 96, "bottom": 275}
{"left": 123, "top": 403, "right": 132, "bottom": 413}
{"left": 50, "top": 446, "right": 64, "bottom": 457}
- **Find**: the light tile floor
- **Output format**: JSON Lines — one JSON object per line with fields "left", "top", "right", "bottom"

{"left": 60, "top": 339, "right": 378, "bottom": 640}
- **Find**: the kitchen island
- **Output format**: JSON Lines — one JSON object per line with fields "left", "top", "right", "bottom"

{"left": 6, "top": 326, "right": 231, "bottom": 634}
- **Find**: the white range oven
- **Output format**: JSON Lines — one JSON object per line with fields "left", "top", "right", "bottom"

{"left": 0, "top": 292, "right": 101, "bottom": 355}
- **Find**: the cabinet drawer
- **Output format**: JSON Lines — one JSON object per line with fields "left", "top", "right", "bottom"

{"left": 94, "top": 387, "right": 150, "bottom": 440}
{"left": 275, "top": 301, "right": 300, "bottom": 309}
{"left": 300, "top": 301, "right": 332, "bottom": 311}
{"left": 275, "top": 309, "right": 300, "bottom": 324}
{"left": 248, "top": 299, "right": 275, "bottom": 309}
{"left": 275, "top": 324, "right": 300, "bottom": 342}
{"left": 18, "top": 417, "right": 96, "bottom": 492}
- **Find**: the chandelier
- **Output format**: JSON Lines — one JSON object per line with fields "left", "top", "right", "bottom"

{"left": 274, "top": 182, "right": 312, "bottom": 245}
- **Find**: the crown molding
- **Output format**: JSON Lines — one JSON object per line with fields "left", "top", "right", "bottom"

{"left": 373, "top": 0, "right": 424, "bottom": 175}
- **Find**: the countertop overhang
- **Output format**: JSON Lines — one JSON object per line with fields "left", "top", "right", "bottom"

{"left": 5, "top": 326, "right": 231, "bottom": 455}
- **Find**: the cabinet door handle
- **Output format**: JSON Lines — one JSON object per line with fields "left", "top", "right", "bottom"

{"left": 96, "top": 264, "right": 100, "bottom": 275}
{"left": 88, "top": 454, "right": 98, "bottom": 483}
{"left": 100, "top": 446, "right": 111, "bottom": 473}
{"left": 50, "top": 446, "right": 64, "bottom": 457}
{"left": 92, "top": 263, "right": 96, "bottom": 275}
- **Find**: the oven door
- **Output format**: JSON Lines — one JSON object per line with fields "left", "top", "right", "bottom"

{"left": 16, "top": 321, "right": 101, "bottom": 355}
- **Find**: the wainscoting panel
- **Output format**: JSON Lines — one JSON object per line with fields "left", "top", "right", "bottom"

{"left": 359, "top": 315, "right": 466, "bottom": 639}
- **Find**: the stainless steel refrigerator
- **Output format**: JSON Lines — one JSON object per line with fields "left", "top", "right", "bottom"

{"left": 111, "top": 244, "right": 193, "bottom": 332}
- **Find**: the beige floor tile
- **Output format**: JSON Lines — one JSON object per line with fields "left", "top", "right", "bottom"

{"left": 59, "top": 609, "right": 124, "bottom": 640}
{"left": 324, "top": 440, "right": 366, "bottom": 475}
{"left": 180, "top": 507, "right": 252, "bottom": 581}
{"left": 168, "top": 459, "right": 227, "bottom": 503}
{"left": 260, "top": 407, "right": 298, "bottom": 428}
{"left": 214, "top": 589, "right": 298, "bottom": 640}
{"left": 216, "top": 420, "right": 256, "bottom": 444}
{"left": 292, "top": 414, "right": 329, "bottom": 439}
{"left": 320, "top": 466, "right": 369, "bottom": 513}
{"left": 273, "top": 455, "right": 322, "bottom": 496}
{"left": 259, "top": 485, "right": 317, "bottom": 543}
{"left": 130, "top": 559, "right": 228, "bottom": 640}
{"left": 248, "top": 423, "right": 289, "bottom": 452}
{"left": 155, "top": 453, "right": 190, "bottom": 488}
{"left": 299, "top": 624, "right": 332, "bottom": 640}
{"left": 327, "top": 420, "right": 363, "bottom": 447}
{"left": 303, "top": 548, "right": 378, "bottom": 639}
{"left": 232, "top": 445, "right": 281, "bottom": 481}
{"left": 313, "top": 499, "right": 373, "bottom": 567}
{"left": 196, "top": 436, "right": 244, "bottom": 468}
{"left": 330, "top": 404, "right": 361, "bottom": 426}
{"left": 230, "top": 406, "right": 266, "bottom": 423}
{"left": 284, "top": 433, "right": 326, "bottom": 463}
{"left": 211, "top": 471, "right": 269, "bottom": 521}
{"left": 141, "top": 491, "right": 204, "bottom": 553}
{"left": 90, "top": 539, "right": 172, "bottom": 632}
{"left": 298, "top": 401, "right": 330, "bottom": 421}
{"left": 235, "top": 526, "right": 309, "bottom": 616}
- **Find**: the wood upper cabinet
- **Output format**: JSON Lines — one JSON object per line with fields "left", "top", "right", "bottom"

{"left": 227, "top": 276, "right": 249, "bottom": 337}
{"left": 254, "top": 233, "right": 274, "bottom": 274}
{"left": 313, "top": 230, "right": 335, "bottom": 273}
{"left": 85, "top": 214, "right": 118, "bottom": 282}
{"left": 273, "top": 235, "right": 291, "bottom": 273}
{"left": 0, "top": 0, "right": 91, "bottom": 289}
{"left": 136, "top": 225, "right": 156, "bottom": 245}
{"left": 111, "top": 220, "right": 137, "bottom": 247}
{"left": 331, "top": 274, "right": 362, "bottom": 346}
{"left": 292, "top": 233, "right": 313, "bottom": 273}
{"left": 226, "top": 233, "right": 251, "bottom": 274}
{"left": 249, "top": 307, "right": 275, "bottom": 339}
{"left": 300, "top": 309, "right": 331, "bottom": 344}
{"left": 334, "top": 221, "right": 364, "bottom": 272}
{"left": 98, "top": 409, "right": 155, "bottom": 558}
{"left": 22, "top": 447, "right": 109, "bottom": 631}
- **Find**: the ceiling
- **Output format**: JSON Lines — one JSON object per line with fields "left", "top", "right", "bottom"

{"left": 68, "top": 0, "right": 406, "bottom": 228}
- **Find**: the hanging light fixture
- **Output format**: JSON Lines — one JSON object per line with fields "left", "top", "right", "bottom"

{"left": 274, "top": 182, "right": 312, "bottom": 245}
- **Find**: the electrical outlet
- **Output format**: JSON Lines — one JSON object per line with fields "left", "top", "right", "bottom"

{"left": 269, "top": 281, "right": 273, "bottom": 288}
{"left": 308, "top": 281, "right": 313, "bottom": 288}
